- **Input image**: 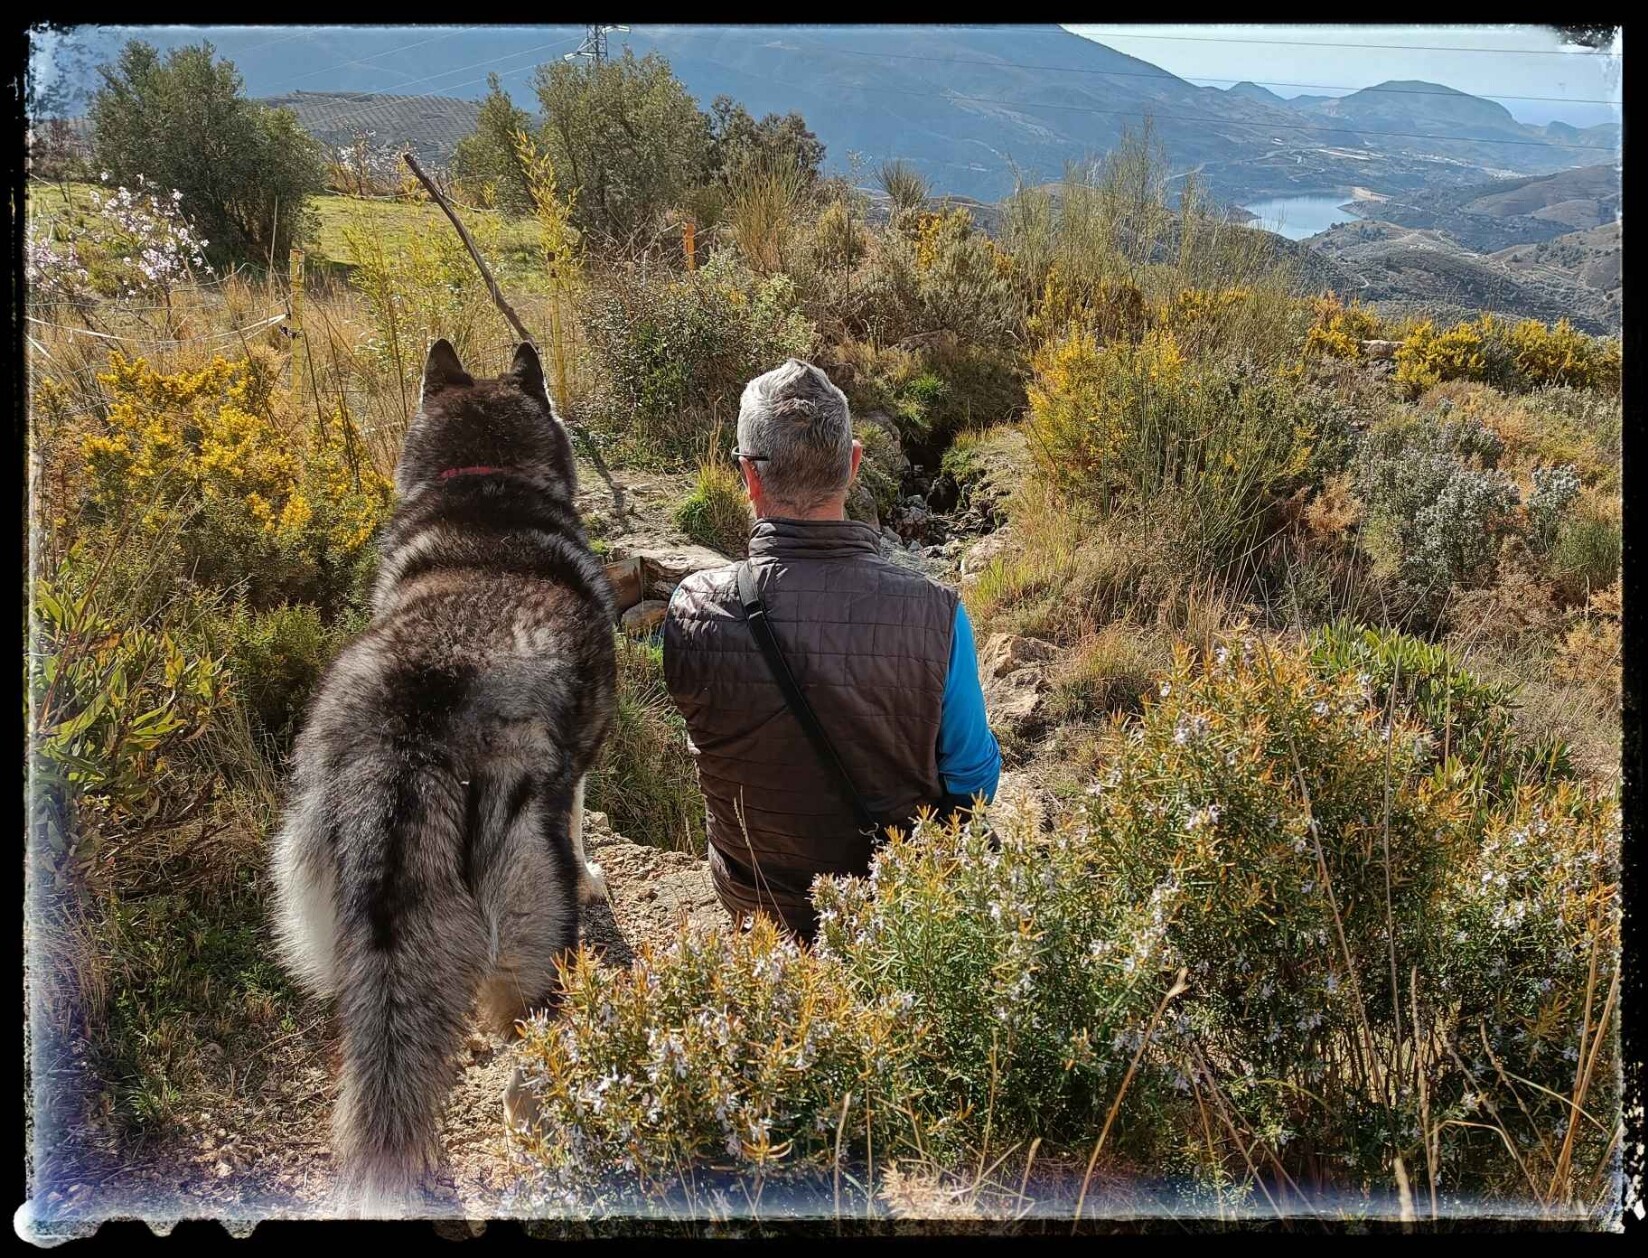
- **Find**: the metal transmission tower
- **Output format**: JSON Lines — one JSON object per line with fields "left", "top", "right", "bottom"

{"left": 565, "top": 25, "right": 629, "bottom": 66}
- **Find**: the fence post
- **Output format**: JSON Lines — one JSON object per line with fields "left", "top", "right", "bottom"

{"left": 288, "top": 247, "right": 305, "bottom": 403}
{"left": 684, "top": 218, "right": 696, "bottom": 272}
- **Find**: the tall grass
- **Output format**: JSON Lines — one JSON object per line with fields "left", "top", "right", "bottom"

{"left": 877, "top": 159, "right": 929, "bottom": 213}
{"left": 726, "top": 158, "right": 812, "bottom": 276}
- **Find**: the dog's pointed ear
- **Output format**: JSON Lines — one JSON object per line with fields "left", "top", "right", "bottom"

{"left": 510, "top": 342, "right": 548, "bottom": 402}
{"left": 422, "top": 339, "right": 471, "bottom": 397}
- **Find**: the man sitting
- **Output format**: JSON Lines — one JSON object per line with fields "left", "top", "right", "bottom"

{"left": 663, "top": 359, "right": 1000, "bottom": 942}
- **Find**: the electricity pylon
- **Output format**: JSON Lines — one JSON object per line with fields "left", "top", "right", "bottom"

{"left": 565, "top": 25, "right": 629, "bottom": 66}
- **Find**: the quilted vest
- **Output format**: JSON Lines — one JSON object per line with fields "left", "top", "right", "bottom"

{"left": 663, "top": 517, "right": 959, "bottom": 939}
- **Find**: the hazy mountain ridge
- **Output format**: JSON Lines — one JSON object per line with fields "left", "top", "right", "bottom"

{"left": 36, "top": 24, "right": 1619, "bottom": 205}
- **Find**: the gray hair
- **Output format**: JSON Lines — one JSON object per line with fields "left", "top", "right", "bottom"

{"left": 735, "top": 359, "right": 853, "bottom": 513}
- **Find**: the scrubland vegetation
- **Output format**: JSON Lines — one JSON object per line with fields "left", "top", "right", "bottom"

{"left": 25, "top": 38, "right": 1620, "bottom": 1227}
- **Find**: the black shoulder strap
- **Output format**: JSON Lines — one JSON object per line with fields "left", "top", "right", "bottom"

{"left": 737, "top": 562, "right": 878, "bottom": 835}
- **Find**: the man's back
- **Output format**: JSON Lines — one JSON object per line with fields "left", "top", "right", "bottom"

{"left": 665, "top": 517, "right": 959, "bottom": 938}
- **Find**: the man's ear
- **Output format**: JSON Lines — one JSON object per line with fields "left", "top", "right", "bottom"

{"left": 740, "top": 455, "right": 762, "bottom": 503}
{"left": 422, "top": 339, "right": 472, "bottom": 398}
{"left": 510, "top": 342, "right": 548, "bottom": 403}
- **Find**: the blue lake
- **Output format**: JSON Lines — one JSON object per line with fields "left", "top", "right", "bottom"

{"left": 1241, "top": 194, "right": 1359, "bottom": 240}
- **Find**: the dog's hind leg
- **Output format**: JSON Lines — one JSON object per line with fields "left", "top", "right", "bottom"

{"left": 478, "top": 782, "right": 582, "bottom": 1036}
{"left": 569, "top": 773, "right": 608, "bottom": 906}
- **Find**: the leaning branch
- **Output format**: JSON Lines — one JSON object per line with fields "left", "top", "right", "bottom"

{"left": 400, "top": 150, "right": 626, "bottom": 522}
{"left": 402, "top": 150, "right": 534, "bottom": 345}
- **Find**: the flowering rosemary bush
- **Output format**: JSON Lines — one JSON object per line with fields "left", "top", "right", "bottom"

{"left": 511, "top": 917, "right": 921, "bottom": 1204}
{"left": 1353, "top": 410, "right": 1520, "bottom": 622}
{"left": 1527, "top": 463, "right": 1583, "bottom": 553}
{"left": 512, "top": 633, "right": 1617, "bottom": 1213}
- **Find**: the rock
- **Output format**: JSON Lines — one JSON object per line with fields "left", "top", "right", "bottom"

{"left": 604, "top": 557, "right": 645, "bottom": 614}
{"left": 633, "top": 544, "right": 733, "bottom": 600}
{"left": 961, "top": 528, "right": 1016, "bottom": 578}
{"left": 979, "top": 632, "right": 1058, "bottom": 680}
{"left": 979, "top": 633, "right": 1059, "bottom": 737}
{"left": 1360, "top": 339, "right": 1401, "bottom": 360}
{"left": 845, "top": 479, "right": 880, "bottom": 528}
{"left": 985, "top": 671, "right": 1050, "bottom": 733}
{"left": 620, "top": 599, "right": 669, "bottom": 634}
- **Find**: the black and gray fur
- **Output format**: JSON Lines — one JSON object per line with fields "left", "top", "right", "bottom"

{"left": 269, "top": 339, "right": 616, "bottom": 1213}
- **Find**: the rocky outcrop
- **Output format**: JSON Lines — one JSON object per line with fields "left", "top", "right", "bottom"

{"left": 978, "top": 632, "right": 1058, "bottom": 736}
{"left": 602, "top": 542, "right": 733, "bottom": 615}
{"left": 960, "top": 527, "right": 1016, "bottom": 586}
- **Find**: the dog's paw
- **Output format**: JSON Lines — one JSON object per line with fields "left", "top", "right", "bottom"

{"left": 577, "top": 860, "right": 609, "bottom": 906}
{"left": 503, "top": 1064, "right": 542, "bottom": 1134}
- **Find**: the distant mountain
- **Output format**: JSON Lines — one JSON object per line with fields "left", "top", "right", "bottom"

{"left": 1348, "top": 164, "right": 1621, "bottom": 252}
{"left": 1224, "top": 82, "right": 1286, "bottom": 106}
{"left": 34, "top": 24, "right": 1620, "bottom": 204}
{"left": 1307, "top": 217, "right": 1618, "bottom": 333}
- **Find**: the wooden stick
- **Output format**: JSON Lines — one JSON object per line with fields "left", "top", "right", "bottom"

{"left": 402, "top": 150, "right": 533, "bottom": 346}
{"left": 400, "top": 150, "right": 627, "bottom": 520}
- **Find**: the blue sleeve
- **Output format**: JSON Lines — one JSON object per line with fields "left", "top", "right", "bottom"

{"left": 936, "top": 602, "right": 1001, "bottom": 802}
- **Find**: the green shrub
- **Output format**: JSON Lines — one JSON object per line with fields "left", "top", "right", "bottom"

{"left": 1026, "top": 328, "right": 1319, "bottom": 573}
{"left": 672, "top": 460, "right": 749, "bottom": 557}
{"left": 512, "top": 633, "right": 1620, "bottom": 1211}
{"left": 1550, "top": 504, "right": 1622, "bottom": 601}
{"left": 1308, "top": 622, "right": 1574, "bottom": 800}
{"left": 29, "top": 555, "right": 227, "bottom": 861}
{"left": 585, "top": 635, "right": 704, "bottom": 853}
{"left": 582, "top": 252, "right": 815, "bottom": 465}
{"left": 221, "top": 602, "right": 352, "bottom": 756}
{"left": 807, "top": 198, "right": 867, "bottom": 271}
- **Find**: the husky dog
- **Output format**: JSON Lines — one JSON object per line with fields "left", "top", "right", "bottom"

{"left": 269, "top": 339, "right": 616, "bottom": 1212}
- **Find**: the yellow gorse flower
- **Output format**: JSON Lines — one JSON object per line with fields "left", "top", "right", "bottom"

{"left": 80, "top": 353, "right": 393, "bottom": 574}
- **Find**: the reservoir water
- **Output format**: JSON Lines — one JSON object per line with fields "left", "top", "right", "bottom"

{"left": 1241, "top": 194, "right": 1359, "bottom": 240}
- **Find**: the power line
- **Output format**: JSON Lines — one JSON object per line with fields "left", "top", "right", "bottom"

{"left": 283, "top": 30, "right": 474, "bottom": 88}
{"left": 783, "top": 41, "right": 1623, "bottom": 108}
{"left": 1071, "top": 28, "right": 1622, "bottom": 56}
{"left": 648, "top": 52, "right": 1618, "bottom": 155}
{"left": 323, "top": 34, "right": 585, "bottom": 104}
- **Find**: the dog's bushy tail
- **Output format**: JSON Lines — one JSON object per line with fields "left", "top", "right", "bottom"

{"left": 328, "top": 749, "right": 487, "bottom": 1216}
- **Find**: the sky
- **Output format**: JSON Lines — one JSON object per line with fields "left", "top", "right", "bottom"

{"left": 1066, "top": 24, "right": 1624, "bottom": 128}
{"left": 30, "top": 23, "right": 1624, "bottom": 129}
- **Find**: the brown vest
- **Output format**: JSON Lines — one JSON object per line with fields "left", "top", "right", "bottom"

{"left": 663, "top": 517, "right": 958, "bottom": 939}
